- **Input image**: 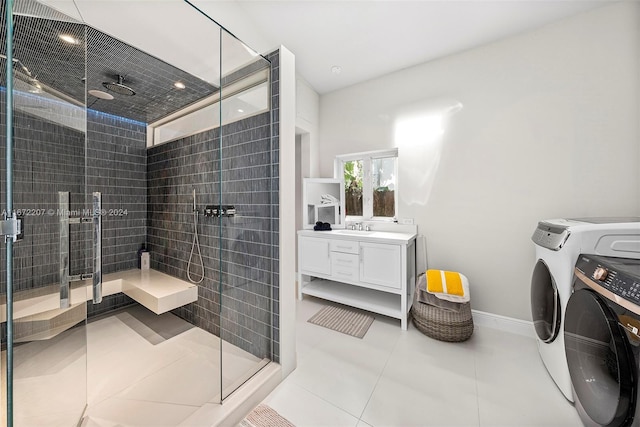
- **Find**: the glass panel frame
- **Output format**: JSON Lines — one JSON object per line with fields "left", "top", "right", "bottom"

{"left": 219, "top": 28, "right": 274, "bottom": 402}
{"left": 3, "top": 1, "right": 90, "bottom": 424}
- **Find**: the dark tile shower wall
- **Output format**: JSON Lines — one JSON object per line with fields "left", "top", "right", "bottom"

{"left": 0, "top": 93, "right": 86, "bottom": 296}
{"left": 85, "top": 110, "right": 147, "bottom": 317}
{"left": 0, "top": 94, "right": 146, "bottom": 319}
{"left": 147, "top": 128, "right": 220, "bottom": 332}
{"left": 219, "top": 112, "right": 274, "bottom": 359}
{"left": 148, "top": 105, "right": 278, "bottom": 360}
{"left": 86, "top": 111, "right": 147, "bottom": 274}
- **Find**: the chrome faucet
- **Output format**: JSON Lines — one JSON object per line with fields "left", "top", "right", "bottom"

{"left": 357, "top": 222, "right": 363, "bottom": 231}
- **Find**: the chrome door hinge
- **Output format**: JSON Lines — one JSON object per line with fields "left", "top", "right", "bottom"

{"left": 1, "top": 212, "right": 23, "bottom": 242}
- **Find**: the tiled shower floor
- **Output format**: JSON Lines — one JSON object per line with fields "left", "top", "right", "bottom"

{"left": 3, "top": 305, "right": 267, "bottom": 427}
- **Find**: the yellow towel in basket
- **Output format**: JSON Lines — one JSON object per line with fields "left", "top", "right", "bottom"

{"left": 426, "top": 269, "right": 470, "bottom": 303}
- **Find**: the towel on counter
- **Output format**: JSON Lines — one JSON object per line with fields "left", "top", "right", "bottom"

{"left": 313, "top": 221, "right": 332, "bottom": 231}
{"left": 425, "top": 269, "right": 470, "bottom": 303}
{"left": 416, "top": 273, "right": 462, "bottom": 312}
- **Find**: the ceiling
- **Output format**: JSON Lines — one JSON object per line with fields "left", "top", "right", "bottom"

{"left": 200, "top": 0, "right": 612, "bottom": 94}
{"left": 39, "top": 0, "right": 611, "bottom": 95}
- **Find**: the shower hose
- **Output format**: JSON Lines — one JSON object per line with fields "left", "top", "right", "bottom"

{"left": 187, "top": 208, "right": 204, "bottom": 284}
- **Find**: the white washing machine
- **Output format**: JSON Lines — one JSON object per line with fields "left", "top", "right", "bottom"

{"left": 530, "top": 217, "right": 640, "bottom": 402}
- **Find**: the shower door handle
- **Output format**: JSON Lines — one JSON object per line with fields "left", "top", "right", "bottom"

{"left": 58, "top": 191, "right": 103, "bottom": 308}
{"left": 59, "top": 192, "right": 70, "bottom": 308}
{"left": 92, "top": 192, "right": 102, "bottom": 304}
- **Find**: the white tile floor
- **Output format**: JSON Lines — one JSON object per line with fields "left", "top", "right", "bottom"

{"left": 2, "top": 305, "right": 266, "bottom": 427}
{"left": 3, "top": 298, "right": 582, "bottom": 426}
{"left": 85, "top": 306, "right": 266, "bottom": 426}
{"left": 260, "top": 296, "right": 582, "bottom": 427}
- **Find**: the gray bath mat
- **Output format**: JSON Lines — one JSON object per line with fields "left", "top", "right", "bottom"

{"left": 240, "top": 404, "right": 295, "bottom": 427}
{"left": 308, "top": 305, "right": 374, "bottom": 338}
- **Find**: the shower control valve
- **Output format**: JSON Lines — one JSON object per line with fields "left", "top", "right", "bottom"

{"left": 204, "top": 205, "right": 219, "bottom": 217}
{"left": 204, "top": 205, "right": 236, "bottom": 218}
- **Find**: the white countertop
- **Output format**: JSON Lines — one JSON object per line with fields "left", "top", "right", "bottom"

{"left": 297, "top": 229, "right": 417, "bottom": 244}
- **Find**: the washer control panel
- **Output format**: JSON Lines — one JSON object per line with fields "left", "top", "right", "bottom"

{"left": 532, "top": 222, "right": 571, "bottom": 251}
{"left": 576, "top": 254, "right": 640, "bottom": 305}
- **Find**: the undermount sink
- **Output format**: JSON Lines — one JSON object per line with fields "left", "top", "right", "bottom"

{"left": 335, "top": 230, "right": 374, "bottom": 236}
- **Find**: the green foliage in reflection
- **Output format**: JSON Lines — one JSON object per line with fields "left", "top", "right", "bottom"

{"left": 344, "top": 161, "right": 362, "bottom": 192}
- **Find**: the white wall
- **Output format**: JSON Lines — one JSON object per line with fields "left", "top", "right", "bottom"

{"left": 296, "top": 76, "right": 321, "bottom": 177}
{"left": 318, "top": 2, "right": 640, "bottom": 321}
{"left": 278, "top": 46, "right": 298, "bottom": 377}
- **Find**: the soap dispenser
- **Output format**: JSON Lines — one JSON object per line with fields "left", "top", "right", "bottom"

{"left": 137, "top": 244, "right": 149, "bottom": 269}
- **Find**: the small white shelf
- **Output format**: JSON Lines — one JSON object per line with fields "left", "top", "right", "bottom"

{"left": 301, "top": 278, "right": 405, "bottom": 320}
{"left": 307, "top": 203, "right": 340, "bottom": 227}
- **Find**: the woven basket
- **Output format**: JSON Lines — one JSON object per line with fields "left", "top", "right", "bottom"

{"left": 411, "top": 283, "right": 473, "bottom": 342}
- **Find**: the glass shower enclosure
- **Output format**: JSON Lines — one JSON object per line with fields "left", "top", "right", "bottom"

{"left": 0, "top": 0, "right": 276, "bottom": 424}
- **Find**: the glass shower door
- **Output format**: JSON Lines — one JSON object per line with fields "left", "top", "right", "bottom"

{"left": 1, "top": 1, "right": 90, "bottom": 425}
{"left": 218, "top": 28, "right": 274, "bottom": 401}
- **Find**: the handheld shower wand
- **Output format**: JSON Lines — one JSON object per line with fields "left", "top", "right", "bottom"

{"left": 187, "top": 189, "right": 204, "bottom": 284}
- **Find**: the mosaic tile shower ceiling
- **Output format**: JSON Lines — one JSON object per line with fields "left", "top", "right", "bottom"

{"left": 1, "top": 1, "right": 218, "bottom": 123}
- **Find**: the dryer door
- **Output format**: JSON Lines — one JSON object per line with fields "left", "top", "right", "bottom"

{"left": 531, "top": 260, "right": 561, "bottom": 342}
{"left": 564, "top": 289, "right": 635, "bottom": 427}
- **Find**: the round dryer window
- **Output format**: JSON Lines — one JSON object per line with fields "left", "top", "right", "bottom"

{"left": 564, "top": 289, "right": 635, "bottom": 426}
{"left": 531, "top": 260, "right": 561, "bottom": 342}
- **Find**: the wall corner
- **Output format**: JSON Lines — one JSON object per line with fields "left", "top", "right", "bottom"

{"left": 277, "top": 45, "right": 297, "bottom": 378}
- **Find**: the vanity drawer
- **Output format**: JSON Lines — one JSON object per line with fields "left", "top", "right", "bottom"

{"left": 330, "top": 239, "right": 359, "bottom": 254}
{"left": 331, "top": 252, "right": 359, "bottom": 282}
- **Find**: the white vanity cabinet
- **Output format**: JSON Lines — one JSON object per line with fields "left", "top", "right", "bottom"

{"left": 298, "top": 236, "right": 331, "bottom": 276}
{"left": 298, "top": 230, "right": 417, "bottom": 330}
{"left": 359, "top": 242, "right": 401, "bottom": 289}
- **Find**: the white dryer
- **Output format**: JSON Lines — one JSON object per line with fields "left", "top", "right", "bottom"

{"left": 530, "top": 217, "right": 640, "bottom": 402}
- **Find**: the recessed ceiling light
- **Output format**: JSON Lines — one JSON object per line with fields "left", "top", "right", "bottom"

{"left": 331, "top": 66, "right": 342, "bottom": 75}
{"left": 237, "top": 109, "right": 244, "bottom": 113}
{"left": 59, "top": 34, "right": 80, "bottom": 45}
{"left": 174, "top": 82, "right": 186, "bottom": 89}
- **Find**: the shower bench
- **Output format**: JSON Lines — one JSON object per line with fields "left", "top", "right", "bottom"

{"left": 0, "top": 269, "right": 197, "bottom": 343}
{"left": 102, "top": 269, "right": 198, "bottom": 315}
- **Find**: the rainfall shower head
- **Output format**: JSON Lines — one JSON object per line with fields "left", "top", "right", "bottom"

{"left": 102, "top": 74, "right": 135, "bottom": 96}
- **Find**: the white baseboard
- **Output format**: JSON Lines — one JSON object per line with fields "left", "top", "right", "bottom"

{"left": 471, "top": 309, "right": 535, "bottom": 339}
